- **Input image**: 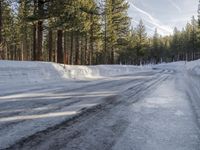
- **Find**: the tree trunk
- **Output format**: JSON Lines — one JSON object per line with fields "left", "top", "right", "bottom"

{"left": 32, "top": 0, "right": 37, "bottom": 61}
{"left": 63, "top": 31, "right": 68, "bottom": 64}
{"left": 22, "top": 33, "right": 28, "bottom": 60}
{"left": 85, "top": 35, "right": 88, "bottom": 65}
{"left": 21, "top": 1, "right": 28, "bottom": 61}
{"left": 75, "top": 31, "right": 80, "bottom": 65}
{"left": 37, "top": 21, "right": 43, "bottom": 60}
{"left": 89, "top": 15, "right": 94, "bottom": 65}
{"left": 57, "top": 30, "right": 63, "bottom": 63}
{"left": 111, "top": 46, "right": 114, "bottom": 64}
{"left": 80, "top": 36, "right": 84, "bottom": 65}
{"left": 36, "top": 0, "right": 44, "bottom": 61}
{"left": 104, "top": 17, "right": 107, "bottom": 64}
{"left": 33, "top": 23, "right": 37, "bottom": 60}
{"left": 48, "top": 29, "right": 52, "bottom": 61}
{"left": 70, "top": 31, "right": 74, "bottom": 65}
{"left": 14, "top": 45, "right": 17, "bottom": 60}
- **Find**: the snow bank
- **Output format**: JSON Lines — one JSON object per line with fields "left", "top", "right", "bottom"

{"left": 0, "top": 60, "right": 143, "bottom": 86}
{"left": 62, "top": 65, "right": 144, "bottom": 79}
{"left": 153, "top": 61, "right": 186, "bottom": 71}
{"left": 1, "top": 59, "right": 199, "bottom": 87}
{"left": 186, "top": 59, "right": 200, "bottom": 76}
{"left": 0, "top": 61, "right": 63, "bottom": 85}
{"left": 151, "top": 60, "right": 200, "bottom": 76}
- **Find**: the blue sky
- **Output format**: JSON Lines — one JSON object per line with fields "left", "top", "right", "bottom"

{"left": 127, "top": 0, "right": 199, "bottom": 36}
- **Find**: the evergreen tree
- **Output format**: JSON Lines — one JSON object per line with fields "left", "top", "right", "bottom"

{"left": 1, "top": 1, "right": 17, "bottom": 60}
{"left": 103, "top": 0, "right": 130, "bottom": 64}
{"left": 151, "top": 28, "right": 161, "bottom": 64}
{"left": 135, "top": 20, "right": 148, "bottom": 65}
{"left": 0, "top": 0, "right": 2, "bottom": 59}
{"left": 0, "top": 0, "right": 199, "bottom": 65}
{"left": 197, "top": 1, "right": 200, "bottom": 59}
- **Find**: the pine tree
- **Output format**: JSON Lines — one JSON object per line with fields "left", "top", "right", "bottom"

{"left": 18, "top": 0, "right": 32, "bottom": 60}
{"left": 152, "top": 28, "right": 161, "bottom": 64}
{"left": 198, "top": 0, "right": 200, "bottom": 26}
{"left": 103, "top": 0, "right": 130, "bottom": 64}
{"left": 119, "top": 28, "right": 137, "bottom": 64}
{"left": 1, "top": 1, "right": 17, "bottom": 60}
{"left": 197, "top": 1, "right": 200, "bottom": 59}
{"left": 190, "top": 16, "right": 198, "bottom": 60}
{"left": 171, "top": 27, "right": 180, "bottom": 61}
{"left": 135, "top": 20, "right": 148, "bottom": 65}
{"left": 0, "top": 0, "right": 2, "bottom": 59}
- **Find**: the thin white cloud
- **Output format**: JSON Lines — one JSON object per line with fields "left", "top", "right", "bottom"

{"left": 168, "top": 0, "right": 182, "bottom": 13}
{"left": 132, "top": 20, "right": 155, "bottom": 32}
{"left": 128, "top": 0, "right": 173, "bottom": 35}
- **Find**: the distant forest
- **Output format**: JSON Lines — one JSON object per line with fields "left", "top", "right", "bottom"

{"left": 0, "top": 0, "right": 200, "bottom": 65}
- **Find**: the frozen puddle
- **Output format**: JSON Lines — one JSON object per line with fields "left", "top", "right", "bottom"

{"left": 113, "top": 75, "right": 200, "bottom": 150}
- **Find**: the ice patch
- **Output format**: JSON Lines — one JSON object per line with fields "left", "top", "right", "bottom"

{"left": 174, "top": 110, "right": 185, "bottom": 116}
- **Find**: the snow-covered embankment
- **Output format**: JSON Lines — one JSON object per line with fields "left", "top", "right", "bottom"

{"left": 0, "top": 60, "right": 144, "bottom": 85}
{"left": 185, "top": 60, "right": 200, "bottom": 125}
{"left": 0, "top": 60, "right": 147, "bottom": 95}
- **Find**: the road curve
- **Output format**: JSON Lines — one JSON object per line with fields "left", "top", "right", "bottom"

{"left": 1, "top": 69, "right": 200, "bottom": 150}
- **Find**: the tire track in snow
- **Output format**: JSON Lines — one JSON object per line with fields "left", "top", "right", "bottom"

{"left": 4, "top": 70, "right": 169, "bottom": 150}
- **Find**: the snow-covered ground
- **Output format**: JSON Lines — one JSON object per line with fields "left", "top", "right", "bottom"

{"left": 187, "top": 59, "right": 200, "bottom": 75}
{"left": 0, "top": 60, "right": 145, "bottom": 83}
{"left": 1, "top": 60, "right": 199, "bottom": 90}
{"left": 0, "top": 60, "right": 150, "bottom": 96}
{"left": 0, "top": 60, "right": 154, "bottom": 149}
{"left": 0, "top": 60, "right": 200, "bottom": 149}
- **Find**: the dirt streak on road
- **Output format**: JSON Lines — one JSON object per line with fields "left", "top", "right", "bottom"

{"left": 4, "top": 70, "right": 169, "bottom": 150}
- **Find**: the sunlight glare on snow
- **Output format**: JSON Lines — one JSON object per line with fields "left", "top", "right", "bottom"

{"left": 0, "top": 111, "right": 77, "bottom": 122}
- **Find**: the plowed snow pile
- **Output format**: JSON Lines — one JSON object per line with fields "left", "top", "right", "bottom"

{"left": 1, "top": 60, "right": 199, "bottom": 86}
{"left": 186, "top": 59, "right": 200, "bottom": 76}
{"left": 0, "top": 60, "right": 144, "bottom": 86}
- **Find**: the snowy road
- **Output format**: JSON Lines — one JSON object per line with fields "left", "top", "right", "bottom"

{"left": 0, "top": 68, "right": 200, "bottom": 149}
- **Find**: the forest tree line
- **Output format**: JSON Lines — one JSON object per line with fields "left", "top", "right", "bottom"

{"left": 0, "top": 0, "right": 200, "bottom": 65}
